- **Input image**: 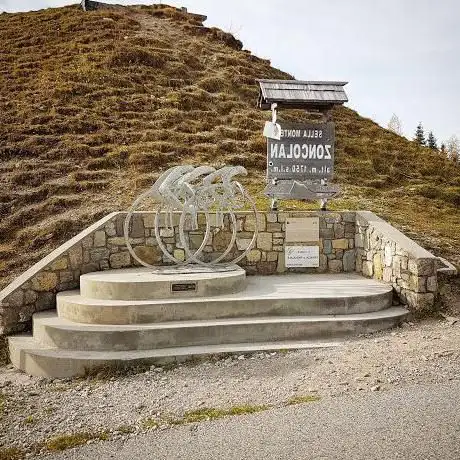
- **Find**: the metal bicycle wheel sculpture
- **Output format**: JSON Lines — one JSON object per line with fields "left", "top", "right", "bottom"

{"left": 124, "top": 165, "right": 259, "bottom": 267}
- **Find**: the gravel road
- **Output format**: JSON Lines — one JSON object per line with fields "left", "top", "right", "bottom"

{"left": 1, "top": 318, "right": 459, "bottom": 458}
{"left": 47, "top": 380, "right": 460, "bottom": 460}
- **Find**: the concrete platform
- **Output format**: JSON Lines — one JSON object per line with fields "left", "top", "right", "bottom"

{"left": 9, "top": 272, "right": 408, "bottom": 378}
{"left": 8, "top": 335, "right": 341, "bottom": 379}
{"left": 33, "top": 308, "right": 407, "bottom": 351}
{"left": 58, "top": 274, "right": 393, "bottom": 324}
{"left": 80, "top": 265, "right": 246, "bottom": 300}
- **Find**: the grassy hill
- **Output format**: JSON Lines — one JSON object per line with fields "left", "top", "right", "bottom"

{"left": 0, "top": 3, "right": 459, "bottom": 290}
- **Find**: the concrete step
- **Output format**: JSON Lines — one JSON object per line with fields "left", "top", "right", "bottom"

{"left": 79, "top": 266, "right": 246, "bottom": 301}
{"left": 32, "top": 308, "right": 407, "bottom": 351}
{"left": 9, "top": 334, "right": 342, "bottom": 378}
{"left": 58, "top": 274, "right": 394, "bottom": 324}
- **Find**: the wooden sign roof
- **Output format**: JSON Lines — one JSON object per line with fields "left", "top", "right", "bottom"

{"left": 257, "top": 79, "right": 348, "bottom": 110}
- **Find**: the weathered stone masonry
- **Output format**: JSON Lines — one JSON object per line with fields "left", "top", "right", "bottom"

{"left": 0, "top": 210, "right": 441, "bottom": 334}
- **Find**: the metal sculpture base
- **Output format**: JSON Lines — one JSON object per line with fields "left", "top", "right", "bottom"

{"left": 149, "top": 264, "right": 242, "bottom": 275}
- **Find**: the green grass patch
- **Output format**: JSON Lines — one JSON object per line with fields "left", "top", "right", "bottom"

{"left": 174, "top": 404, "right": 270, "bottom": 424}
{"left": 0, "top": 447, "right": 25, "bottom": 460}
{"left": 23, "top": 415, "right": 35, "bottom": 425}
{"left": 45, "top": 431, "right": 108, "bottom": 451}
{"left": 286, "top": 395, "right": 321, "bottom": 406}
{"left": 141, "top": 418, "right": 160, "bottom": 430}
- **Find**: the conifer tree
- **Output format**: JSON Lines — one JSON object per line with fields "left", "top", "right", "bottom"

{"left": 427, "top": 131, "right": 438, "bottom": 150}
{"left": 414, "top": 123, "right": 426, "bottom": 145}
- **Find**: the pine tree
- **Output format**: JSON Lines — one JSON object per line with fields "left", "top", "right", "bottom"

{"left": 414, "top": 123, "right": 426, "bottom": 145}
{"left": 440, "top": 143, "right": 446, "bottom": 154}
{"left": 427, "top": 131, "right": 437, "bottom": 150}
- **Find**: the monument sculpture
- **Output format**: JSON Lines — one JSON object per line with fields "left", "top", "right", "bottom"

{"left": 123, "top": 165, "right": 258, "bottom": 268}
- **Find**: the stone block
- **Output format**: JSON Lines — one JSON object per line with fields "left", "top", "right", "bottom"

{"left": 427, "top": 276, "right": 437, "bottom": 293}
{"left": 277, "top": 252, "right": 286, "bottom": 272}
{"left": 244, "top": 213, "right": 266, "bottom": 232}
{"left": 236, "top": 238, "right": 253, "bottom": 251}
{"left": 109, "top": 252, "right": 131, "bottom": 269}
{"left": 342, "top": 212, "right": 355, "bottom": 223}
{"left": 35, "top": 292, "right": 55, "bottom": 311}
{"left": 334, "top": 223, "right": 345, "bottom": 238}
{"left": 105, "top": 221, "right": 117, "bottom": 237}
{"left": 50, "top": 257, "right": 68, "bottom": 271}
{"left": 94, "top": 231, "right": 106, "bottom": 248}
{"left": 323, "top": 240, "right": 332, "bottom": 254}
{"left": 246, "top": 249, "right": 261, "bottom": 263}
{"left": 355, "top": 255, "right": 363, "bottom": 272}
{"left": 107, "top": 237, "right": 127, "bottom": 246}
{"left": 343, "top": 250, "right": 355, "bottom": 272}
{"left": 273, "top": 238, "right": 284, "bottom": 245}
{"left": 319, "top": 254, "right": 328, "bottom": 272}
{"left": 267, "top": 223, "right": 282, "bottom": 232}
{"left": 266, "top": 212, "right": 278, "bottom": 223}
{"left": 24, "top": 290, "right": 38, "bottom": 304}
{"left": 6, "top": 290, "right": 24, "bottom": 307}
{"left": 257, "top": 232, "right": 273, "bottom": 251}
{"left": 256, "top": 261, "right": 277, "bottom": 275}
{"left": 69, "top": 246, "right": 83, "bottom": 269}
{"left": 383, "top": 267, "right": 393, "bottom": 283}
{"left": 384, "top": 245, "right": 393, "bottom": 267}
{"left": 267, "top": 252, "right": 278, "bottom": 262}
{"left": 144, "top": 213, "right": 155, "bottom": 228}
{"left": 189, "top": 234, "right": 205, "bottom": 250}
{"left": 90, "top": 248, "right": 110, "bottom": 262}
{"left": 328, "top": 259, "right": 343, "bottom": 272}
{"left": 321, "top": 228, "right": 334, "bottom": 239}
{"left": 363, "top": 261, "right": 373, "bottom": 277}
{"left": 59, "top": 271, "right": 74, "bottom": 283}
{"left": 406, "top": 292, "right": 434, "bottom": 311}
{"left": 81, "top": 235, "right": 93, "bottom": 249}
{"left": 344, "top": 222, "right": 355, "bottom": 234}
{"left": 325, "top": 213, "right": 342, "bottom": 224}
{"left": 409, "top": 275, "right": 426, "bottom": 293}
{"left": 213, "top": 231, "right": 232, "bottom": 251}
{"left": 160, "top": 228, "right": 175, "bottom": 238}
{"left": 32, "top": 272, "right": 58, "bottom": 292}
{"left": 134, "top": 246, "right": 162, "bottom": 265}
{"left": 373, "top": 253, "right": 383, "bottom": 280}
{"left": 332, "top": 239, "right": 348, "bottom": 250}
{"left": 273, "top": 245, "right": 284, "bottom": 252}
{"left": 277, "top": 212, "right": 287, "bottom": 223}
{"left": 336, "top": 249, "right": 344, "bottom": 259}
{"left": 81, "top": 263, "right": 99, "bottom": 275}
{"left": 173, "top": 249, "right": 185, "bottom": 262}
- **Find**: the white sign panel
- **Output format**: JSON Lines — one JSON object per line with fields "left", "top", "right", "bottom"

{"left": 285, "top": 217, "right": 319, "bottom": 243}
{"left": 285, "top": 246, "right": 320, "bottom": 268}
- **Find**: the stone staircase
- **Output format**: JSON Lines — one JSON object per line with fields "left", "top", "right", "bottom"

{"left": 9, "top": 268, "right": 408, "bottom": 378}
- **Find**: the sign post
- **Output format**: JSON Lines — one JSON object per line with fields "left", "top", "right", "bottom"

{"left": 257, "top": 79, "right": 348, "bottom": 209}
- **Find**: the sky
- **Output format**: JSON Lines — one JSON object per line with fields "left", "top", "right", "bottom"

{"left": 1, "top": 0, "right": 459, "bottom": 144}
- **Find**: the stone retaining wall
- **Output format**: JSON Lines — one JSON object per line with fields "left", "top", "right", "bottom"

{"left": 0, "top": 210, "right": 440, "bottom": 334}
{"left": 354, "top": 211, "right": 439, "bottom": 312}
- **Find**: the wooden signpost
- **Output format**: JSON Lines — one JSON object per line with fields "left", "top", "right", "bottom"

{"left": 257, "top": 79, "right": 348, "bottom": 210}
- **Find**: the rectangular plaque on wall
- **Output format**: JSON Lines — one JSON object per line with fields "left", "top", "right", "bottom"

{"left": 285, "top": 246, "right": 320, "bottom": 268}
{"left": 285, "top": 217, "right": 319, "bottom": 243}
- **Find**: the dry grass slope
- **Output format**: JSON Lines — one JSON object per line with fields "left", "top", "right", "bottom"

{"left": 0, "top": 3, "right": 459, "bottom": 289}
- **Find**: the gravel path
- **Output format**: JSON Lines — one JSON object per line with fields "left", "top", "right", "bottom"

{"left": 1, "top": 318, "right": 459, "bottom": 457}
